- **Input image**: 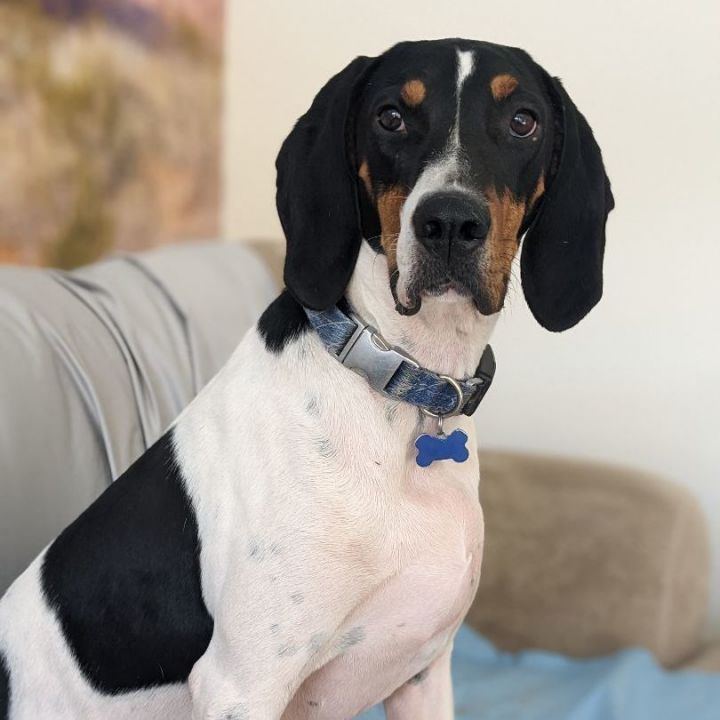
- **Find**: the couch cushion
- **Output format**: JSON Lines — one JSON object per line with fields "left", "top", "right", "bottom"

{"left": 466, "top": 450, "right": 710, "bottom": 667}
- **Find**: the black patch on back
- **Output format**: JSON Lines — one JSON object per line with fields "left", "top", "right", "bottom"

{"left": 41, "top": 431, "right": 213, "bottom": 694}
{"left": 0, "top": 650, "right": 9, "bottom": 719}
{"left": 257, "top": 289, "right": 310, "bottom": 354}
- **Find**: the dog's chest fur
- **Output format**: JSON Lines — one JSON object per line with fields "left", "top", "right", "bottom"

{"left": 0, "top": 304, "right": 486, "bottom": 720}
{"left": 174, "top": 329, "right": 484, "bottom": 718}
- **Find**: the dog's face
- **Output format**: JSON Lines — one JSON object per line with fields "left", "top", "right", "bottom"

{"left": 354, "top": 41, "right": 553, "bottom": 316}
{"left": 277, "top": 39, "right": 613, "bottom": 332}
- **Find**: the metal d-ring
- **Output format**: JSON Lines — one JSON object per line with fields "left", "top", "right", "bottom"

{"left": 421, "top": 374, "right": 464, "bottom": 420}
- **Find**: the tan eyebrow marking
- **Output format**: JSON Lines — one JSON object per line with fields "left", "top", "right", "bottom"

{"left": 401, "top": 79, "right": 426, "bottom": 107}
{"left": 490, "top": 73, "right": 519, "bottom": 101}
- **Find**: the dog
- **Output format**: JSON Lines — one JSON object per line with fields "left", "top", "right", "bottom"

{"left": 0, "top": 38, "right": 612, "bottom": 719}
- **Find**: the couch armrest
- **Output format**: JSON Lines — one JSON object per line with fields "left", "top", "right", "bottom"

{"left": 466, "top": 450, "right": 710, "bottom": 667}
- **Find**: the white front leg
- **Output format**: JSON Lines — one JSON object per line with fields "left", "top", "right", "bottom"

{"left": 383, "top": 642, "right": 454, "bottom": 720}
{"left": 189, "top": 630, "right": 305, "bottom": 720}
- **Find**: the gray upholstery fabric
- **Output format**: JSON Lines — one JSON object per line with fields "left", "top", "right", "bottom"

{"left": 0, "top": 241, "right": 277, "bottom": 593}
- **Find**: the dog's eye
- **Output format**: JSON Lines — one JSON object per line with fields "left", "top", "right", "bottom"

{"left": 378, "top": 106, "right": 405, "bottom": 132}
{"left": 510, "top": 110, "right": 537, "bottom": 138}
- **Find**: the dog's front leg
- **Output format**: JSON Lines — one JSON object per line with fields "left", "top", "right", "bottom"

{"left": 189, "top": 631, "right": 305, "bottom": 720}
{"left": 383, "top": 643, "right": 454, "bottom": 720}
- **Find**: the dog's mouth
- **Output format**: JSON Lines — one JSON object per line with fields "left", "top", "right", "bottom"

{"left": 422, "top": 279, "right": 470, "bottom": 297}
{"left": 391, "top": 263, "right": 499, "bottom": 317}
{"left": 392, "top": 271, "right": 475, "bottom": 316}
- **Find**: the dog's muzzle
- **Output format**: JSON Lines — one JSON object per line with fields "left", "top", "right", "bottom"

{"left": 393, "top": 190, "right": 490, "bottom": 315}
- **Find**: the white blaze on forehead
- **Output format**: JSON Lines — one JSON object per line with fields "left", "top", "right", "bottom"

{"left": 452, "top": 49, "right": 475, "bottom": 148}
{"left": 394, "top": 48, "right": 478, "bottom": 299}
{"left": 456, "top": 49, "right": 475, "bottom": 87}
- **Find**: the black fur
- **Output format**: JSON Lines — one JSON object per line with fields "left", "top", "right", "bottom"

{"left": 276, "top": 55, "right": 377, "bottom": 311}
{"left": 258, "top": 290, "right": 310, "bottom": 353}
{"left": 0, "top": 650, "right": 9, "bottom": 720}
{"left": 520, "top": 66, "right": 614, "bottom": 332}
{"left": 41, "top": 431, "right": 213, "bottom": 694}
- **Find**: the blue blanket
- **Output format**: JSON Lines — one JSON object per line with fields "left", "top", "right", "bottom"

{"left": 359, "top": 625, "right": 720, "bottom": 719}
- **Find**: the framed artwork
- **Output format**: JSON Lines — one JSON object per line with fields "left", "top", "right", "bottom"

{"left": 0, "top": 0, "right": 224, "bottom": 268}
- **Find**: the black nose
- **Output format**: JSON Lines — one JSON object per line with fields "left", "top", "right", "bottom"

{"left": 412, "top": 192, "right": 490, "bottom": 257}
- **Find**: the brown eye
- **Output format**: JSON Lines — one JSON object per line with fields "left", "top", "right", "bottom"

{"left": 510, "top": 109, "right": 538, "bottom": 138}
{"left": 378, "top": 106, "right": 405, "bottom": 132}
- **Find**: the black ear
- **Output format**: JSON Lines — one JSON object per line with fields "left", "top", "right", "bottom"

{"left": 276, "top": 56, "right": 376, "bottom": 310}
{"left": 520, "top": 74, "right": 614, "bottom": 332}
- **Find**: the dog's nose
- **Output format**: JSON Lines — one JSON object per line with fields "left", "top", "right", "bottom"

{"left": 412, "top": 192, "right": 490, "bottom": 256}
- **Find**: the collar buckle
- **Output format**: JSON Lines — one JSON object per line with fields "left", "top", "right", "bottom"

{"left": 338, "top": 315, "right": 418, "bottom": 391}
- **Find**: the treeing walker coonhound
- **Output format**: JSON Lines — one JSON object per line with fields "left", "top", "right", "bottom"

{"left": 0, "top": 38, "right": 613, "bottom": 720}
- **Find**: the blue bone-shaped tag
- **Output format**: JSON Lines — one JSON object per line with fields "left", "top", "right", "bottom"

{"left": 415, "top": 429, "right": 469, "bottom": 468}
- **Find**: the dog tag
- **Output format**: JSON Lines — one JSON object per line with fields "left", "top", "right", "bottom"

{"left": 415, "top": 429, "right": 469, "bottom": 467}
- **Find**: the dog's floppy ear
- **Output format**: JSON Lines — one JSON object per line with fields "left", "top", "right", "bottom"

{"left": 520, "top": 73, "right": 614, "bottom": 332}
{"left": 276, "top": 56, "right": 376, "bottom": 310}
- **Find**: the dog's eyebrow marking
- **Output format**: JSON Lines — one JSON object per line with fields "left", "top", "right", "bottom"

{"left": 490, "top": 73, "right": 519, "bottom": 100}
{"left": 401, "top": 78, "right": 426, "bottom": 106}
{"left": 452, "top": 49, "right": 475, "bottom": 148}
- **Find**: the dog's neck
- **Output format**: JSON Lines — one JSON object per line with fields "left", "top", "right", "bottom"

{"left": 346, "top": 243, "right": 498, "bottom": 379}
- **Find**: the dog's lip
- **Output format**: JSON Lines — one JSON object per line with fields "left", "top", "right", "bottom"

{"left": 421, "top": 279, "right": 469, "bottom": 297}
{"left": 390, "top": 270, "right": 421, "bottom": 315}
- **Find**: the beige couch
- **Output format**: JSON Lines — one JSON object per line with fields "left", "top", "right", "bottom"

{"left": 1, "top": 239, "right": 717, "bottom": 674}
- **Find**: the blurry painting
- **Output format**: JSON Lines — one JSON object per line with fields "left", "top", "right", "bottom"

{"left": 0, "top": 0, "right": 224, "bottom": 268}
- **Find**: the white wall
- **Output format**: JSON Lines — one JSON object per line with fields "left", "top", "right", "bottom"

{"left": 223, "top": 0, "right": 720, "bottom": 636}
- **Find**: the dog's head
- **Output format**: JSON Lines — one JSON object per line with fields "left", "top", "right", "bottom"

{"left": 276, "top": 39, "right": 613, "bottom": 332}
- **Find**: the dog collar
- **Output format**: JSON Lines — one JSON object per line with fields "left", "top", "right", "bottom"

{"left": 304, "top": 304, "right": 495, "bottom": 418}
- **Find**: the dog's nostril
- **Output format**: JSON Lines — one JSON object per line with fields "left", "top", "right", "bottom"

{"left": 424, "top": 219, "right": 443, "bottom": 241}
{"left": 459, "top": 220, "right": 483, "bottom": 242}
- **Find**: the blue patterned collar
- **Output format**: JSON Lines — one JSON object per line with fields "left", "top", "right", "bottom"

{"left": 304, "top": 304, "right": 495, "bottom": 418}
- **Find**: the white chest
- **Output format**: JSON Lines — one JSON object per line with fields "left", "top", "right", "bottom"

{"left": 281, "top": 464, "right": 485, "bottom": 719}
{"left": 175, "top": 331, "right": 486, "bottom": 719}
